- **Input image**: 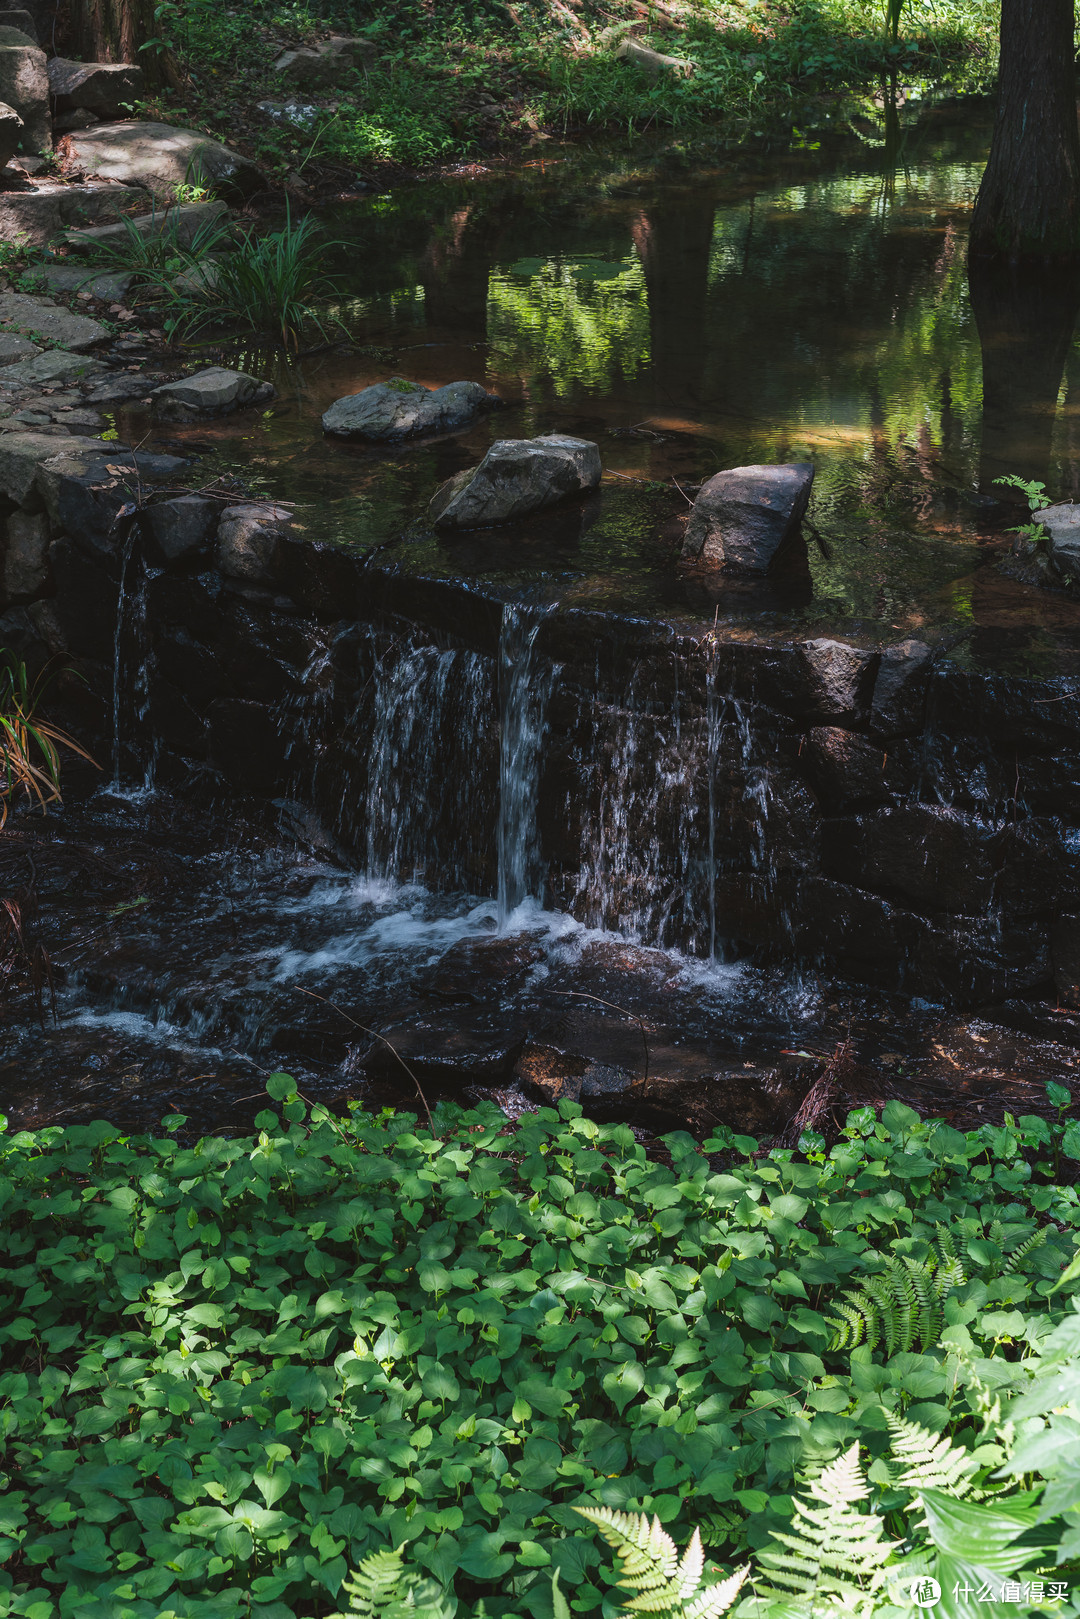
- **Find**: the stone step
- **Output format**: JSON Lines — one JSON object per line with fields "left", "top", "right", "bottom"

{"left": 64, "top": 197, "right": 229, "bottom": 251}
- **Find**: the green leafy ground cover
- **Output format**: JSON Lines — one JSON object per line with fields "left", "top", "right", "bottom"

{"left": 145, "top": 0, "right": 997, "bottom": 175}
{"left": 1, "top": 1082, "right": 1079, "bottom": 1619}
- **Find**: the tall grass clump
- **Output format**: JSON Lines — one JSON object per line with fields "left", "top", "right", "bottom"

{"left": 77, "top": 203, "right": 235, "bottom": 286}
{"left": 0, "top": 651, "right": 95, "bottom": 825}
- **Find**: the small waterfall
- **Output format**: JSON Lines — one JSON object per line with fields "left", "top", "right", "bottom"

{"left": 110, "top": 529, "right": 157, "bottom": 791}
{"left": 497, "top": 603, "right": 556, "bottom": 926}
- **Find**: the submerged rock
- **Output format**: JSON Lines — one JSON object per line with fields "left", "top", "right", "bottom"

{"left": 151, "top": 368, "right": 274, "bottom": 422}
{"left": 47, "top": 58, "right": 144, "bottom": 118}
{"left": 57, "top": 121, "right": 263, "bottom": 201}
{"left": 322, "top": 377, "right": 498, "bottom": 442}
{"left": 682, "top": 461, "right": 815, "bottom": 572}
{"left": 429, "top": 435, "right": 602, "bottom": 529}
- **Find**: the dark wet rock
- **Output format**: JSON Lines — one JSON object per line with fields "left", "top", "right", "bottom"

{"left": 207, "top": 698, "right": 287, "bottom": 797}
{"left": 0, "top": 37, "right": 46, "bottom": 151}
{"left": 821, "top": 804, "right": 998, "bottom": 913}
{"left": 800, "top": 638, "right": 878, "bottom": 724}
{"left": 359, "top": 1003, "right": 529, "bottom": 1087}
{"left": 682, "top": 462, "right": 814, "bottom": 572}
{"left": 142, "top": 495, "right": 219, "bottom": 565}
{"left": 1, "top": 505, "right": 47, "bottom": 597}
{"left": 37, "top": 449, "right": 188, "bottom": 553}
{"left": 58, "top": 122, "right": 263, "bottom": 201}
{"left": 151, "top": 367, "right": 274, "bottom": 422}
{"left": 798, "top": 727, "right": 890, "bottom": 809}
{"left": 216, "top": 503, "right": 296, "bottom": 582}
{"left": 927, "top": 666, "right": 1080, "bottom": 752}
{"left": 430, "top": 435, "right": 601, "bottom": 530}
{"left": 1051, "top": 916, "right": 1080, "bottom": 1008}
{"left": 430, "top": 933, "right": 545, "bottom": 999}
{"left": 47, "top": 536, "right": 118, "bottom": 659}
{"left": 869, "top": 638, "right": 934, "bottom": 736}
{"left": 322, "top": 377, "right": 498, "bottom": 442}
{"left": 47, "top": 59, "right": 144, "bottom": 118}
{"left": 272, "top": 35, "right": 376, "bottom": 88}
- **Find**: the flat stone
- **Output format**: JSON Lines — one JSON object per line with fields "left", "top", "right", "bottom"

{"left": 0, "top": 429, "right": 108, "bottom": 504}
{"left": 322, "top": 377, "right": 498, "bottom": 441}
{"left": 142, "top": 494, "right": 219, "bottom": 563}
{"left": 429, "top": 434, "right": 601, "bottom": 529}
{"left": 683, "top": 462, "right": 815, "bottom": 571}
{"left": 47, "top": 59, "right": 144, "bottom": 118}
{"left": 216, "top": 503, "right": 295, "bottom": 581}
{"left": 151, "top": 366, "right": 274, "bottom": 422}
{"left": 50, "top": 407, "right": 104, "bottom": 431}
{"left": 57, "top": 121, "right": 263, "bottom": 202}
{"left": 0, "top": 181, "right": 124, "bottom": 246}
{"left": 32, "top": 264, "right": 133, "bottom": 301}
{"left": 66, "top": 198, "right": 227, "bottom": 252}
{"left": 83, "top": 372, "right": 167, "bottom": 405}
{"left": 0, "top": 40, "right": 47, "bottom": 152}
{"left": 1, "top": 504, "right": 47, "bottom": 595}
{"left": 0, "top": 348, "right": 107, "bottom": 387}
{"left": 0, "top": 329, "right": 37, "bottom": 364}
{"left": 0, "top": 291, "right": 108, "bottom": 351}
{"left": 615, "top": 38, "right": 695, "bottom": 77}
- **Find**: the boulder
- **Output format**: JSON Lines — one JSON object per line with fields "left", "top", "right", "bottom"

{"left": 53, "top": 108, "right": 99, "bottom": 133}
{"left": 35, "top": 447, "right": 188, "bottom": 551}
{"left": 0, "top": 37, "right": 45, "bottom": 152}
{"left": 615, "top": 39, "right": 694, "bottom": 78}
{"left": 799, "top": 637, "right": 877, "bottom": 723}
{"left": 57, "top": 121, "right": 263, "bottom": 202}
{"left": 272, "top": 36, "right": 376, "bottom": 90}
{"left": 0, "top": 329, "right": 37, "bottom": 365}
{"left": 0, "top": 97, "right": 21, "bottom": 168}
{"left": 0, "top": 430, "right": 109, "bottom": 506}
{"left": 65, "top": 198, "right": 227, "bottom": 252}
{"left": 216, "top": 503, "right": 295, "bottom": 581}
{"left": 47, "top": 59, "right": 144, "bottom": 119}
{"left": 1033, "top": 502, "right": 1080, "bottom": 581}
{"left": 682, "top": 462, "right": 815, "bottom": 571}
{"left": 0, "top": 11, "right": 38, "bottom": 43}
{"left": 2, "top": 505, "right": 47, "bottom": 596}
{"left": 0, "top": 291, "right": 108, "bottom": 351}
{"left": 0, "top": 180, "right": 124, "bottom": 246}
{"left": 142, "top": 494, "right": 219, "bottom": 564}
{"left": 151, "top": 367, "right": 274, "bottom": 422}
{"left": 798, "top": 727, "right": 890, "bottom": 809}
{"left": 869, "top": 638, "right": 933, "bottom": 736}
{"left": 0, "top": 348, "right": 107, "bottom": 387}
{"left": 322, "top": 377, "right": 498, "bottom": 441}
{"left": 429, "top": 434, "right": 601, "bottom": 529}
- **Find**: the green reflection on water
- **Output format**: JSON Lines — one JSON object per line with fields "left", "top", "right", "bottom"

{"left": 488, "top": 254, "right": 650, "bottom": 396}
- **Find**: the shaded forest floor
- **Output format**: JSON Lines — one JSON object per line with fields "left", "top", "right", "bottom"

{"left": 139, "top": 0, "right": 998, "bottom": 191}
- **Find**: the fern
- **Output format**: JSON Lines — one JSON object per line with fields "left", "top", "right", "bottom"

{"left": 329, "top": 1547, "right": 455, "bottom": 1619}
{"left": 696, "top": 1508, "right": 743, "bottom": 1548}
{"left": 574, "top": 1506, "right": 748, "bottom": 1619}
{"left": 1002, "top": 1226, "right": 1049, "bottom": 1275}
{"left": 753, "top": 1444, "right": 898, "bottom": 1614}
{"left": 826, "top": 1249, "right": 961, "bottom": 1354}
{"left": 887, "top": 1413, "right": 977, "bottom": 1498}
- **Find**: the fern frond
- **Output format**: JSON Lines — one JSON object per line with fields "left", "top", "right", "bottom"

{"left": 1002, "top": 1226, "right": 1049, "bottom": 1275}
{"left": 696, "top": 1509, "right": 741, "bottom": 1548}
{"left": 754, "top": 1444, "right": 898, "bottom": 1609}
{"left": 331, "top": 1547, "right": 408, "bottom": 1619}
{"left": 575, "top": 1508, "right": 746, "bottom": 1619}
{"left": 887, "top": 1413, "right": 977, "bottom": 1498}
{"left": 825, "top": 1299, "right": 867, "bottom": 1352}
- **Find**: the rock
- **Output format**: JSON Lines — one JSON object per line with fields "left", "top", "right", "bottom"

{"left": 216, "top": 503, "right": 295, "bottom": 581}
{"left": 33, "top": 264, "right": 133, "bottom": 301}
{"left": 0, "top": 430, "right": 109, "bottom": 505}
{"left": 821, "top": 804, "right": 999, "bottom": 914}
{"left": 0, "top": 11, "right": 38, "bottom": 43}
{"left": 429, "top": 435, "right": 601, "bottom": 529}
{"left": 0, "top": 181, "right": 124, "bottom": 246}
{"left": 322, "top": 377, "right": 498, "bottom": 441}
{"left": 799, "top": 637, "right": 878, "bottom": 723}
{"left": 66, "top": 198, "right": 227, "bottom": 252}
{"left": 50, "top": 407, "right": 104, "bottom": 431}
{"left": 0, "top": 329, "right": 36, "bottom": 365}
{"left": 151, "top": 367, "right": 274, "bottom": 422}
{"left": 615, "top": 39, "right": 695, "bottom": 77}
{"left": 57, "top": 121, "right": 263, "bottom": 202}
{"left": 53, "top": 107, "right": 99, "bottom": 133}
{"left": 36, "top": 447, "right": 188, "bottom": 552}
{"left": 682, "top": 462, "right": 815, "bottom": 571}
{"left": 0, "top": 98, "right": 21, "bottom": 168}
{"left": 0, "top": 348, "right": 107, "bottom": 387}
{"left": 869, "top": 638, "right": 934, "bottom": 737}
{"left": 0, "top": 291, "right": 108, "bottom": 351}
{"left": 2, "top": 505, "right": 47, "bottom": 596}
{"left": 1051, "top": 915, "right": 1080, "bottom": 1009}
{"left": 0, "top": 39, "right": 46, "bottom": 152}
{"left": 47, "top": 59, "right": 144, "bottom": 119}
{"left": 272, "top": 35, "right": 376, "bottom": 89}
{"left": 142, "top": 495, "right": 219, "bottom": 564}
{"left": 799, "top": 727, "right": 890, "bottom": 809}
{"left": 1033, "top": 502, "right": 1080, "bottom": 581}
{"left": 83, "top": 372, "right": 168, "bottom": 405}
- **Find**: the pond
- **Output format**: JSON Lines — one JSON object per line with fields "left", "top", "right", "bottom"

{"left": 7, "top": 93, "right": 1080, "bottom": 1138}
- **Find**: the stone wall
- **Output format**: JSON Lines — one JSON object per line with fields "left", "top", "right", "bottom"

{"left": 3, "top": 473, "right": 1078, "bottom": 1010}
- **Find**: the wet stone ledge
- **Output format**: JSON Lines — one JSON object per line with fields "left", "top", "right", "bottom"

{"left": 3, "top": 485, "right": 1079, "bottom": 1012}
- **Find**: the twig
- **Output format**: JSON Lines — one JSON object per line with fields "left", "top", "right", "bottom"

{"left": 292, "top": 983, "right": 435, "bottom": 1131}
{"left": 671, "top": 475, "right": 695, "bottom": 507}
{"left": 552, "top": 989, "right": 649, "bottom": 1087}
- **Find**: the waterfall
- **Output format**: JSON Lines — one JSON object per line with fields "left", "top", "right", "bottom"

{"left": 110, "top": 529, "right": 157, "bottom": 791}
{"left": 497, "top": 603, "right": 556, "bottom": 926}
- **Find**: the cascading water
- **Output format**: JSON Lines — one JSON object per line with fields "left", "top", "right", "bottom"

{"left": 110, "top": 527, "right": 157, "bottom": 791}
{"left": 497, "top": 603, "right": 556, "bottom": 926}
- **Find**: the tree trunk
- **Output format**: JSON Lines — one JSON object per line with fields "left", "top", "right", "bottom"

{"left": 61, "top": 0, "right": 172, "bottom": 88}
{"left": 969, "top": 0, "right": 1080, "bottom": 260}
